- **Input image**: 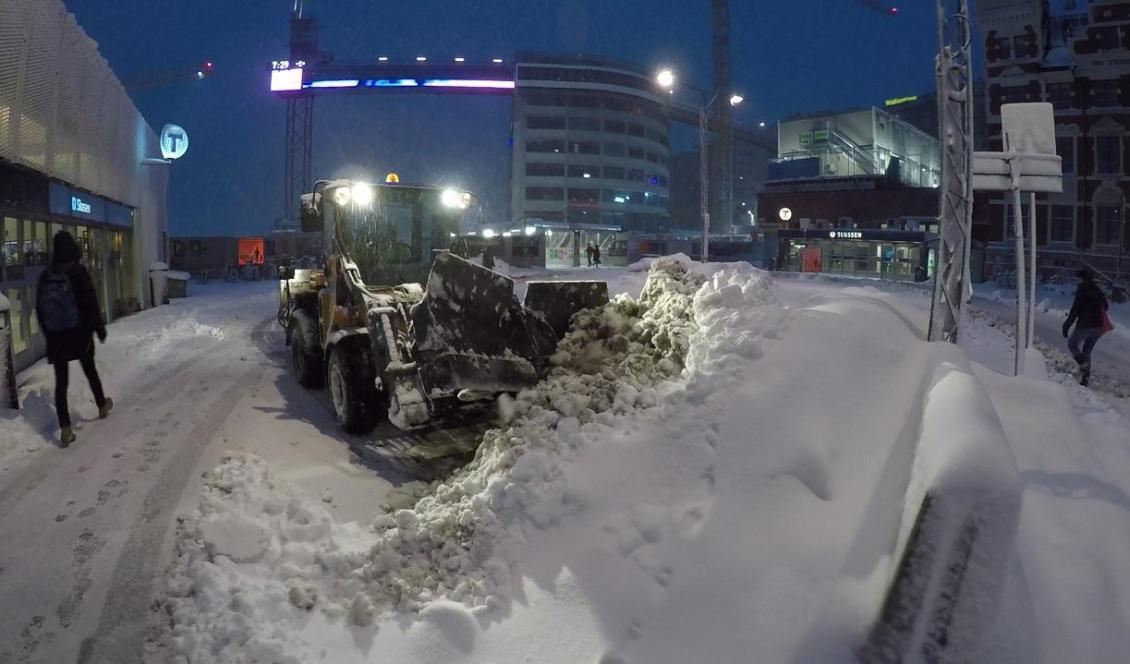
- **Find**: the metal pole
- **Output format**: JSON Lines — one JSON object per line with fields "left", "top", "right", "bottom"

{"left": 1028, "top": 191, "right": 1037, "bottom": 348}
{"left": 1013, "top": 186, "right": 1027, "bottom": 375}
{"left": 700, "top": 103, "right": 710, "bottom": 262}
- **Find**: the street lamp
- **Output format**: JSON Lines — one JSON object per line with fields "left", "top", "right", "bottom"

{"left": 656, "top": 69, "right": 743, "bottom": 262}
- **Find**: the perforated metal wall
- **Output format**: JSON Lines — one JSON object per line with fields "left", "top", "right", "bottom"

{"left": 0, "top": 0, "right": 157, "bottom": 206}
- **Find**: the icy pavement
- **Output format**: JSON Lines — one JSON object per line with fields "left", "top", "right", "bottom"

{"left": 0, "top": 281, "right": 402, "bottom": 663}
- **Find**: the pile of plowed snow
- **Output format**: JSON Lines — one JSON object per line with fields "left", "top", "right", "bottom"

{"left": 164, "top": 257, "right": 748, "bottom": 659}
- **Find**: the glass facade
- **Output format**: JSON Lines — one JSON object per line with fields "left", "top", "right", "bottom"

{"left": 0, "top": 207, "right": 136, "bottom": 370}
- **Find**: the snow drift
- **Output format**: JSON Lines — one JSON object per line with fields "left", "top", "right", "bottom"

{"left": 163, "top": 258, "right": 1021, "bottom": 663}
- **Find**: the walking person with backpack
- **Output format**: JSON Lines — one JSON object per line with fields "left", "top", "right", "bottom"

{"left": 1062, "top": 269, "right": 1111, "bottom": 387}
{"left": 36, "top": 231, "right": 112, "bottom": 446}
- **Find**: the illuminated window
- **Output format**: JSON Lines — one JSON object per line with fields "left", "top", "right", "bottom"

{"left": 3, "top": 217, "right": 23, "bottom": 282}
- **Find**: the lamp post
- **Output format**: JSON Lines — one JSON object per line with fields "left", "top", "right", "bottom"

{"left": 656, "top": 69, "right": 743, "bottom": 262}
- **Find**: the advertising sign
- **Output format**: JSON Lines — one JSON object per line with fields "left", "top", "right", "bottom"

{"left": 160, "top": 124, "right": 189, "bottom": 160}
{"left": 238, "top": 237, "right": 265, "bottom": 266}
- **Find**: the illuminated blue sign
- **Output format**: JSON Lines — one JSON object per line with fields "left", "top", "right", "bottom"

{"left": 71, "top": 196, "right": 92, "bottom": 214}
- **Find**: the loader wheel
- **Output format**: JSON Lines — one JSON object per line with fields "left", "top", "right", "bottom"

{"left": 328, "top": 347, "right": 381, "bottom": 435}
{"left": 290, "top": 310, "right": 324, "bottom": 388}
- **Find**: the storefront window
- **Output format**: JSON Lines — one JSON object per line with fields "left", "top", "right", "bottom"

{"left": 26, "top": 285, "right": 38, "bottom": 338}
{"left": 4, "top": 217, "right": 24, "bottom": 281}
{"left": 5, "top": 289, "right": 27, "bottom": 354}
{"left": 34, "top": 221, "right": 47, "bottom": 265}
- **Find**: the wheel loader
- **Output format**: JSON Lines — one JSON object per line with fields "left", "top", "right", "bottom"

{"left": 278, "top": 178, "right": 608, "bottom": 435}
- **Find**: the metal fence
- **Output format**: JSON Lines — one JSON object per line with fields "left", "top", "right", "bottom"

{"left": 0, "top": 0, "right": 155, "bottom": 206}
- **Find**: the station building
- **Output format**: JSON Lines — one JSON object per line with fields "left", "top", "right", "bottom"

{"left": 0, "top": 0, "right": 169, "bottom": 370}
{"left": 756, "top": 107, "right": 942, "bottom": 281}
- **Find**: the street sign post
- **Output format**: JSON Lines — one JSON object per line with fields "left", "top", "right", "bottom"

{"left": 972, "top": 102, "right": 1062, "bottom": 376}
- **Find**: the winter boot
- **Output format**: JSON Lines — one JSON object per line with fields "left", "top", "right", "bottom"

{"left": 61, "top": 427, "right": 76, "bottom": 447}
{"left": 99, "top": 398, "right": 114, "bottom": 420}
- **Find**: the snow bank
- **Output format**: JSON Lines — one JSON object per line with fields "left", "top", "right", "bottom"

{"left": 165, "top": 259, "right": 1023, "bottom": 663}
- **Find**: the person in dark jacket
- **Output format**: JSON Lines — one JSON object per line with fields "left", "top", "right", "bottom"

{"left": 592, "top": 242, "right": 601, "bottom": 267}
{"left": 35, "top": 231, "right": 112, "bottom": 445}
{"left": 1062, "top": 269, "right": 1109, "bottom": 387}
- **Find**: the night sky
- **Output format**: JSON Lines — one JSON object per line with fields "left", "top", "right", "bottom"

{"left": 62, "top": 1, "right": 962, "bottom": 237}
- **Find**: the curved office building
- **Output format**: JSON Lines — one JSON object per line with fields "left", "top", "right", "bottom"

{"left": 510, "top": 54, "right": 671, "bottom": 234}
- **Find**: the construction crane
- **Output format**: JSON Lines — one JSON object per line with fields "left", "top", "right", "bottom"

{"left": 125, "top": 60, "right": 215, "bottom": 93}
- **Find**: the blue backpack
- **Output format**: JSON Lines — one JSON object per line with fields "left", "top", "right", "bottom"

{"left": 40, "top": 268, "right": 80, "bottom": 333}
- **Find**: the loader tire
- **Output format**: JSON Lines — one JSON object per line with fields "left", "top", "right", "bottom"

{"left": 328, "top": 346, "right": 381, "bottom": 435}
{"left": 290, "top": 310, "right": 324, "bottom": 388}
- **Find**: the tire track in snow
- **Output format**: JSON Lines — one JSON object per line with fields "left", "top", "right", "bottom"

{"left": 78, "top": 317, "right": 271, "bottom": 664}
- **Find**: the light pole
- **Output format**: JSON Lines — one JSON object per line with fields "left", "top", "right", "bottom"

{"left": 656, "top": 69, "right": 743, "bottom": 262}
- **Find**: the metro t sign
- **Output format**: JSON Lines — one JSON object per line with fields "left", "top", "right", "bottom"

{"left": 160, "top": 124, "right": 189, "bottom": 160}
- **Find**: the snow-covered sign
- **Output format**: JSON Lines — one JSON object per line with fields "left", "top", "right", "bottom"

{"left": 160, "top": 124, "right": 189, "bottom": 160}
{"left": 973, "top": 103, "right": 1062, "bottom": 193}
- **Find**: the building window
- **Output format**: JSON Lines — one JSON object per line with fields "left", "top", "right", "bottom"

{"left": 603, "top": 166, "right": 625, "bottom": 180}
{"left": 1095, "top": 26, "right": 1120, "bottom": 50}
{"left": 525, "top": 186, "right": 564, "bottom": 201}
{"left": 604, "top": 119, "right": 626, "bottom": 134}
{"left": 1056, "top": 137, "right": 1075, "bottom": 174}
{"left": 526, "top": 163, "right": 565, "bottom": 177}
{"left": 1047, "top": 82, "right": 1075, "bottom": 110}
{"left": 569, "top": 95, "right": 601, "bottom": 109}
{"left": 627, "top": 146, "right": 646, "bottom": 160}
{"left": 567, "top": 116, "right": 602, "bottom": 132}
{"left": 527, "top": 139, "right": 564, "bottom": 153}
{"left": 1096, "top": 136, "right": 1121, "bottom": 175}
{"left": 527, "top": 93, "right": 567, "bottom": 107}
{"left": 1050, "top": 205, "right": 1074, "bottom": 243}
{"left": 627, "top": 124, "right": 645, "bottom": 138}
{"left": 1012, "top": 35, "right": 1030, "bottom": 58}
{"left": 1090, "top": 79, "right": 1120, "bottom": 108}
{"left": 1096, "top": 205, "right": 1122, "bottom": 245}
{"left": 567, "top": 164, "right": 600, "bottom": 179}
{"left": 1000, "top": 85, "right": 1032, "bottom": 104}
{"left": 5, "top": 289, "right": 26, "bottom": 354}
{"left": 4, "top": 217, "right": 24, "bottom": 282}
{"left": 990, "top": 36, "right": 1011, "bottom": 60}
{"left": 567, "top": 188, "right": 600, "bottom": 204}
{"left": 627, "top": 169, "right": 646, "bottom": 182}
{"left": 603, "top": 142, "right": 626, "bottom": 157}
{"left": 527, "top": 115, "right": 565, "bottom": 130}
{"left": 568, "top": 140, "right": 600, "bottom": 155}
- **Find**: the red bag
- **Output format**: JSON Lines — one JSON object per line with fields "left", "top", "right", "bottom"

{"left": 1102, "top": 309, "right": 1115, "bottom": 335}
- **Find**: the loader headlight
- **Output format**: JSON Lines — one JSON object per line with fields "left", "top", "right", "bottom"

{"left": 482, "top": 228, "right": 496, "bottom": 239}
{"left": 332, "top": 187, "right": 352, "bottom": 206}
{"left": 350, "top": 183, "right": 374, "bottom": 206}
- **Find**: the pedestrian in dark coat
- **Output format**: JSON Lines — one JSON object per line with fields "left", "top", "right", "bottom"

{"left": 585, "top": 243, "right": 594, "bottom": 267}
{"left": 592, "top": 242, "right": 601, "bottom": 267}
{"left": 1062, "top": 269, "right": 1109, "bottom": 387}
{"left": 35, "top": 231, "right": 112, "bottom": 445}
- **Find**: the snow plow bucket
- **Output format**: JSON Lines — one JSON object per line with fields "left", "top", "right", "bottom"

{"left": 409, "top": 253, "right": 558, "bottom": 394}
{"left": 523, "top": 281, "right": 610, "bottom": 339}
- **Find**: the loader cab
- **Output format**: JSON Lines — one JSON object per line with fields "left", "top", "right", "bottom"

{"left": 303, "top": 179, "right": 479, "bottom": 289}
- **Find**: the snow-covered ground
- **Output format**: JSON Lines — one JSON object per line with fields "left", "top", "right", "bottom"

{"left": 2, "top": 264, "right": 1128, "bottom": 663}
